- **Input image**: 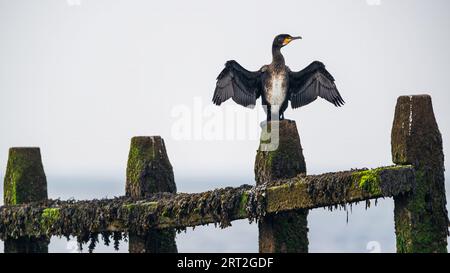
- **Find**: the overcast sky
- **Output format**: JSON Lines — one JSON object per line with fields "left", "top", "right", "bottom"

{"left": 1, "top": 0, "right": 449, "bottom": 186}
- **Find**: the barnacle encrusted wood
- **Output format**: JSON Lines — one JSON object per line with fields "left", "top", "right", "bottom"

{"left": 0, "top": 165, "right": 414, "bottom": 239}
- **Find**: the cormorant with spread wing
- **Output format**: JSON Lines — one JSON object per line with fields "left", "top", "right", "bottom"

{"left": 212, "top": 34, "right": 345, "bottom": 121}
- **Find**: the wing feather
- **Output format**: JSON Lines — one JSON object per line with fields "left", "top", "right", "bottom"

{"left": 289, "top": 61, "right": 344, "bottom": 109}
{"left": 213, "top": 60, "right": 262, "bottom": 108}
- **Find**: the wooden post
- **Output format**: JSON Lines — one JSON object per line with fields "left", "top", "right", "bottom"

{"left": 255, "top": 120, "right": 309, "bottom": 253}
{"left": 3, "top": 147, "right": 49, "bottom": 253}
{"left": 391, "top": 95, "right": 449, "bottom": 253}
{"left": 126, "top": 136, "right": 178, "bottom": 253}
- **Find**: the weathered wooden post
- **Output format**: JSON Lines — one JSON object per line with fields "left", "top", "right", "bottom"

{"left": 3, "top": 147, "right": 49, "bottom": 253}
{"left": 125, "top": 136, "right": 178, "bottom": 253}
{"left": 255, "top": 120, "right": 309, "bottom": 253}
{"left": 391, "top": 95, "right": 449, "bottom": 253}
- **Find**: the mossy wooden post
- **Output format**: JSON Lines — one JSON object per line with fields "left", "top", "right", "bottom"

{"left": 255, "top": 120, "right": 309, "bottom": 253}
{"left": 3, "top": 147, "right": 49, "bottom": 253}
{"left": 126, "top": 136, "right": 178, "bottom": 253}
{"left": 391, "top": 95, "right": 449, "bottom": 253}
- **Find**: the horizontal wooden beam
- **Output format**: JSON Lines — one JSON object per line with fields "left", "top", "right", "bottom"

{"left": 0, "top": 165, "right": 415, "bottom": 239}
{"left": 265, "top": 165, "right": 415, "bottom": 212}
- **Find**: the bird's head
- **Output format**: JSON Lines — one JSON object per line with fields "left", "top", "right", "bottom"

{"left": 273, "top": 34, "right": 302, "bottom": 49}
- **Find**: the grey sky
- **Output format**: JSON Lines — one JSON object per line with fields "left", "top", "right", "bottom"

{"left": 1, "top": 0, "right": 449, "bottom": 184}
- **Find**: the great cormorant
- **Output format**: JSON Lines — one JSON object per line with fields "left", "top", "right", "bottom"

{"left": 212, "top": 34, "right": 345, "bottom": 121}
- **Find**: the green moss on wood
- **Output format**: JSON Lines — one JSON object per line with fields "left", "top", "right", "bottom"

{"left": 352, "top": 166, "right": 408, "bottom": 196}
{"left": 255, "top": 120, "right": 306, "bottom": 185}
{"left": 270, "top": 210, "right": 309, "bottom": 252}
{"left": 127, "top": 139, "right": 156, "bottom": 186}
{"left": 141, "top": 201, "right": 158, "bottom": 211}
{"left": 392, "top": 95, "right": 448, "bottom": 253}
{"left": 125, "top": 136, "right": 178, "bottom": 253}
{"left": 40, "top": 208, "right": 60, "bottom": 232}
{"left": 0, "top": 167, "right": 415, "bottom": 239}
{"left": 266, "top": 165, "right": 414, "bottom": 213}
{"left": 123, "top": 203, "right": 137, "bottom": 212}
{"left": 125, "top": 136, "right": 176, "bottom": 199}
{"left": 5, "top": 178, "right": 17, "bottom": 205}
{"left": 3, "top": 148, "right": 47, "bottom": 205}
{"left": 353, "top": 169, "right": 382, "bottom": 195}
{"left": 394, "top": 170, "right": 448, "bottom": 253}
{"left": 237, "top": 192, "right": 249, "bottom": 217}
{"left": 255, "top": 120, "right": 309, "bottom": 253}
{"left": 394, "top": 170, "right": 430, "bottom": 252}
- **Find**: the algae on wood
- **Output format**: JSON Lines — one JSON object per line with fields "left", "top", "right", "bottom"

{"left": 0, "top": 165, "right": 414, "bottom": 239}
{"left": 3, "top": 147, "right": 49, "bottom": 253}
{"left": 126, "top": 136, "right": 176, "bottom": 198}
{"left": 3, "top": 148, "right": 47, "bottom": 205}
{"left": 255, "top": 120, "right": 309, "bottom": 253}
{"left": 126, "top": 136, "right": 178, "bottom": 253}
{"left": 391, "top": 95, "right": 448, "bottom": 253}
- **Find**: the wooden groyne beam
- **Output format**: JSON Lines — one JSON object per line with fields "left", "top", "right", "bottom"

{"left": 2, "top": 148, "right": 49, "bottom": 252}
{"left": 0, "top": 165, "right": 414, "bottom": 240}
{"left": 1, "top": 94, "right": 447, "bottom": 253}
{"left": 125, "top": 136, "right": 178, "bottom": 253}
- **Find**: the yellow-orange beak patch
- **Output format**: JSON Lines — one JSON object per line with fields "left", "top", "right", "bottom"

{"left": 282, "top": 37, "right": 292, "bottom": 46}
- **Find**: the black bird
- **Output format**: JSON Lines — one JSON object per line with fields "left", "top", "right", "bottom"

{"left": 212, "top": 34, "right": 345, "bottom": 121}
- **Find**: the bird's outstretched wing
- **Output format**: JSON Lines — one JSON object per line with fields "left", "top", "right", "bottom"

{"left": 213, "top": 60, "right": 262, "bottom": 108}
{"left": 289, "top": 61, "right": 344, "bottom": 109}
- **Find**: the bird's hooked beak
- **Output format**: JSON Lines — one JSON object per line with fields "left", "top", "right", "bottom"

{"left": 282, "top": 36, "right": 302, "bottom": 46}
